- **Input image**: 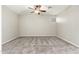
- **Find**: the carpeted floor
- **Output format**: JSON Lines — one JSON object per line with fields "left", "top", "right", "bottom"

{"left": 2, "top": 36, "right": 79, "bottom": 54}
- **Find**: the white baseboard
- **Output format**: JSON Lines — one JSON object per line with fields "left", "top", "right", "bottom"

{"left": 19, "top": 35, "right": 56, "bottom": 38}
{"left": 2, "top": 36, "right": 19, "bottom": 45}
{"left": 19, "top": 35, "right": 56, "bottom": 37}
{"left": 57, "top": 35, "right": 79, "bottom": 48}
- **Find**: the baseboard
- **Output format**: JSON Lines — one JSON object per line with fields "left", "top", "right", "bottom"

{"left": 57, "top": 35, "right": 79, "bottom": 48}
{"left": 2, "top": 36, "right": 19, "bottom": 45}
{"left": 19, "top": 35, "right": 56, "bottom": 38}
{"left": 19, "top": 35, "right": 56, "bottom": 37}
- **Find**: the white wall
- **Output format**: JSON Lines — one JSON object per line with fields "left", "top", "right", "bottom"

{"left": 2, "top": 6, "right": 19, "bottom": 44}
{"left": 19, "top": 13, "right": 56, "bottom": 36}
{"left": 57, "top": 6, "right": 79, "bottom": 46}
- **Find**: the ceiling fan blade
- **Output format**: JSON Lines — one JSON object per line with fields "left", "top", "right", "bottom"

{"left": 28, "top": 7, "right": 33, "bottom": 9}
{"left": 30, "top": 11, "right": 34, "bottom": 13}
{"left": 48, "top": 6, "right": 52, "bottom": 9}
{"left": 40, "top": 10, "right": 46, "bottom": 12}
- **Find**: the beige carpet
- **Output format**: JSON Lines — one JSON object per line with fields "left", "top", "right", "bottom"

{"left": 2, "top": 36, "right": 79, "bottom": 54}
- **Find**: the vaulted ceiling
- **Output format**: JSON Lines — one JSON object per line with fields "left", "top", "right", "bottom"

{"left": 6, "top": 5, "right": 69, "bottom": 15}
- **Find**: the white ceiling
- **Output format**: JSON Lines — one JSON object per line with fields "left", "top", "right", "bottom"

{"left": 6, "top": 5, "right": 69, "bottom": 15}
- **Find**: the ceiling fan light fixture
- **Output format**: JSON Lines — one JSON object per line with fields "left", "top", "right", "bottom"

{"left": 34, "top": 10, "right": 40, "bottom": 13}
{"left": 27, "top": 5, "right": 51, "bottom": 15}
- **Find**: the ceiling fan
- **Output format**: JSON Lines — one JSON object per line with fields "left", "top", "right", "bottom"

{"left": 28, "top": 5, "right": 52, "bottom": 15}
